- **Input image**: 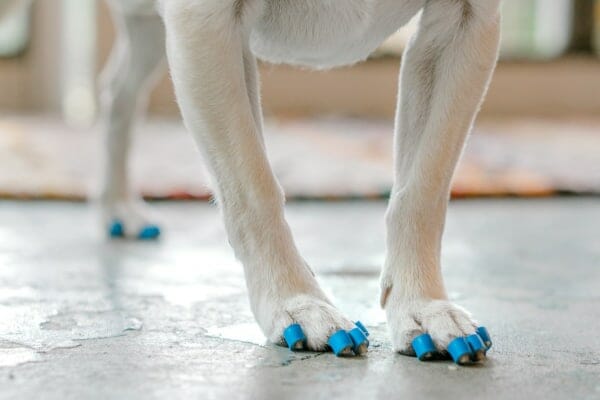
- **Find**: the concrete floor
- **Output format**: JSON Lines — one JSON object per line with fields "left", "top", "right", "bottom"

{"left": 0, "top": 199, "right": 599, "bottom": 399}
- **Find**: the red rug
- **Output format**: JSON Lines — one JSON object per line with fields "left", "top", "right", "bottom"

{"left": 1, "top": 116, "right": 598, "bottom": 200}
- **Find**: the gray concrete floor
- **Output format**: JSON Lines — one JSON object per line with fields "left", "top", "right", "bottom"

{"left": 0, "top": 199, "right": 599, "bottom": 399}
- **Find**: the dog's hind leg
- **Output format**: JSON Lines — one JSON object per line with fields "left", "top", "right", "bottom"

{"left": 160, "top": 0, "right": 363, "bottom": 354}
{"left": 380, "top": 0, "right": 501, "bottom": 362}
{"left": 99, "top": 8, "right": 166, "bottom": 240}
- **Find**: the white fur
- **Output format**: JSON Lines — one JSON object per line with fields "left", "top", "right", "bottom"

{"left": 3, "top": 0, "right": 502, "bottom": 355}
{"left": 98, "top": 1, "right": 166, "bottom": 236}
{"left": 158, "top": 0, "right": 502, "bottom": 355}
{"left": 380, "top": 1, "right": 501, "bottom": 353}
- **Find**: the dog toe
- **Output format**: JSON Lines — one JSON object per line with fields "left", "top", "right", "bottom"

{"left": 387, "top": 298, "right": 491, "bottom": 365}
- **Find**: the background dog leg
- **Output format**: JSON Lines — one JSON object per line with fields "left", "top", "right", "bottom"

{"left": 380, "top": 0, "right": 501, "bottom": 361}
{"left": 160, "top": 0, "right": 361, "bottom": 354}
{"left": 99, "top": 9, "right": 166, "bottom": 239}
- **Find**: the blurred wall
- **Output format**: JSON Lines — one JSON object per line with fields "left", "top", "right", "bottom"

{"left": 0, "top": 1, "right": 62, "bottom": 112}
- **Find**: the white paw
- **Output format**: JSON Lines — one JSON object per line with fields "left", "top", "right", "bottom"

{"left": 385, "top": 297, "right": 479, "bottom": 356}
{"left": 257, "top": 293, "right": 366, "bottom": 355}
{"left": 101, "top": 200, "right": 161, "bottom": 240}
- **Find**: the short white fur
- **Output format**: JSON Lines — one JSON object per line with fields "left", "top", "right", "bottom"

{"left": 2, "top": 0, "right": 502, "bottom": 355}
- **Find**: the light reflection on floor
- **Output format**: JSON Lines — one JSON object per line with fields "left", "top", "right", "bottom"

{"left": 0, "top": 200, "right": 599, "bottom": 399}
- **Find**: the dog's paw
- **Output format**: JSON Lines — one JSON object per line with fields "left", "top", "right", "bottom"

{"left": 101, "top": 201, "right": 161, "bottom": 240}
{"left": 260, "top": 294, "right": 369, "bottom": 356}
{"left": 385, "top": 298, "right": 490, "bottom": 364}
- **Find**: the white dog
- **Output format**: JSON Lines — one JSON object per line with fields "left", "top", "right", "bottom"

{"left": 5, "top": 0, "right": 502, "bottom": 361}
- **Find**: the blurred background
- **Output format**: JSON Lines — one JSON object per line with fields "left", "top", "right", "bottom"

{"left": 0, "top": 0, "right": 599, "bottom": 201}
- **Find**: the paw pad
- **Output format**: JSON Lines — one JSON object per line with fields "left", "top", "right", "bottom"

{"left": 283, "top": 324, "right": 307, "bottom": 351}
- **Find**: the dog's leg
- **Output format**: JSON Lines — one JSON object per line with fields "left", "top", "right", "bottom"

{"left": 381, "top": 1, "right": 501, "bottom": 357}
{"left": 99, "top": 10, "right": 166, "bottom": 239}
{"left": 160, "top": 0, "right": 360, "bottom": 353}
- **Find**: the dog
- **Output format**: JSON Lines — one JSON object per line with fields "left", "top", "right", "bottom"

{"left": 4, "top": 0, "right": 502, "bottom": 360}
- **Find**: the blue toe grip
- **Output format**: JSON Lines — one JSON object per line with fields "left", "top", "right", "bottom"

{"left": 109, "top": 220, "right": 124, "bottom": 238}
{"left": 348, "top": 327, "right": 369, "bottom": 352}
{"left": 283, "top": 324, "right": 306, "bottom": 350}
{"left": 328, "top": 330, "right": 353, "bottom": 356}
{"left": 412, "top": 334, "right": 437, "bottom": 361}
{"left": 355, "top": 321, "right": 369, "bottom": 337}
{"left": 447, "top": 337, "right": 473, "bottom": 364}
{"left": 476, "top": 326, "right": 492, "bottom": 350}
{"left": 138, "top": 225, "right": 161, "bottom": 240}
{"left": 466, "top": 334, "right": 486, "bottom": 355}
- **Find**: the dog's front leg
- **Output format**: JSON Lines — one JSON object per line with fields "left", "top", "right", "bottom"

{"left": 381, "top": 1, "right": 501, "bottom": 361}
{"left": 160, "top": 0, "right": 362, "bottom": 354}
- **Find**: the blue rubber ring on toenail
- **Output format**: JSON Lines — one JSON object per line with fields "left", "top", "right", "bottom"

{"left": 138, "top": 225, "right": 161, "bottom": 240}
{"left": 109, "top": 220, "right": 124, "bottom": 238}
{"left": 466, "top": 333, "right": 486, "bottom": 356}
{"left": 447, "top": 337, "right": 473, "bottom": 364}
{"left": 355, "top": 321, "right": 369, "bottom": 337}
{"left": 476, "top": 326, "right": 492, "bottom": 350}
{"left": 283, "top": 324, "right": 306, "bottom": 351}
{"left": 412, "top": 334, "right": 437, "bottom": 361}
{"left": 328, "top": 330, "right": 353, "bottom": 356}
{"left": 348, "top": 327, "right": 369, "bottom": 353}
